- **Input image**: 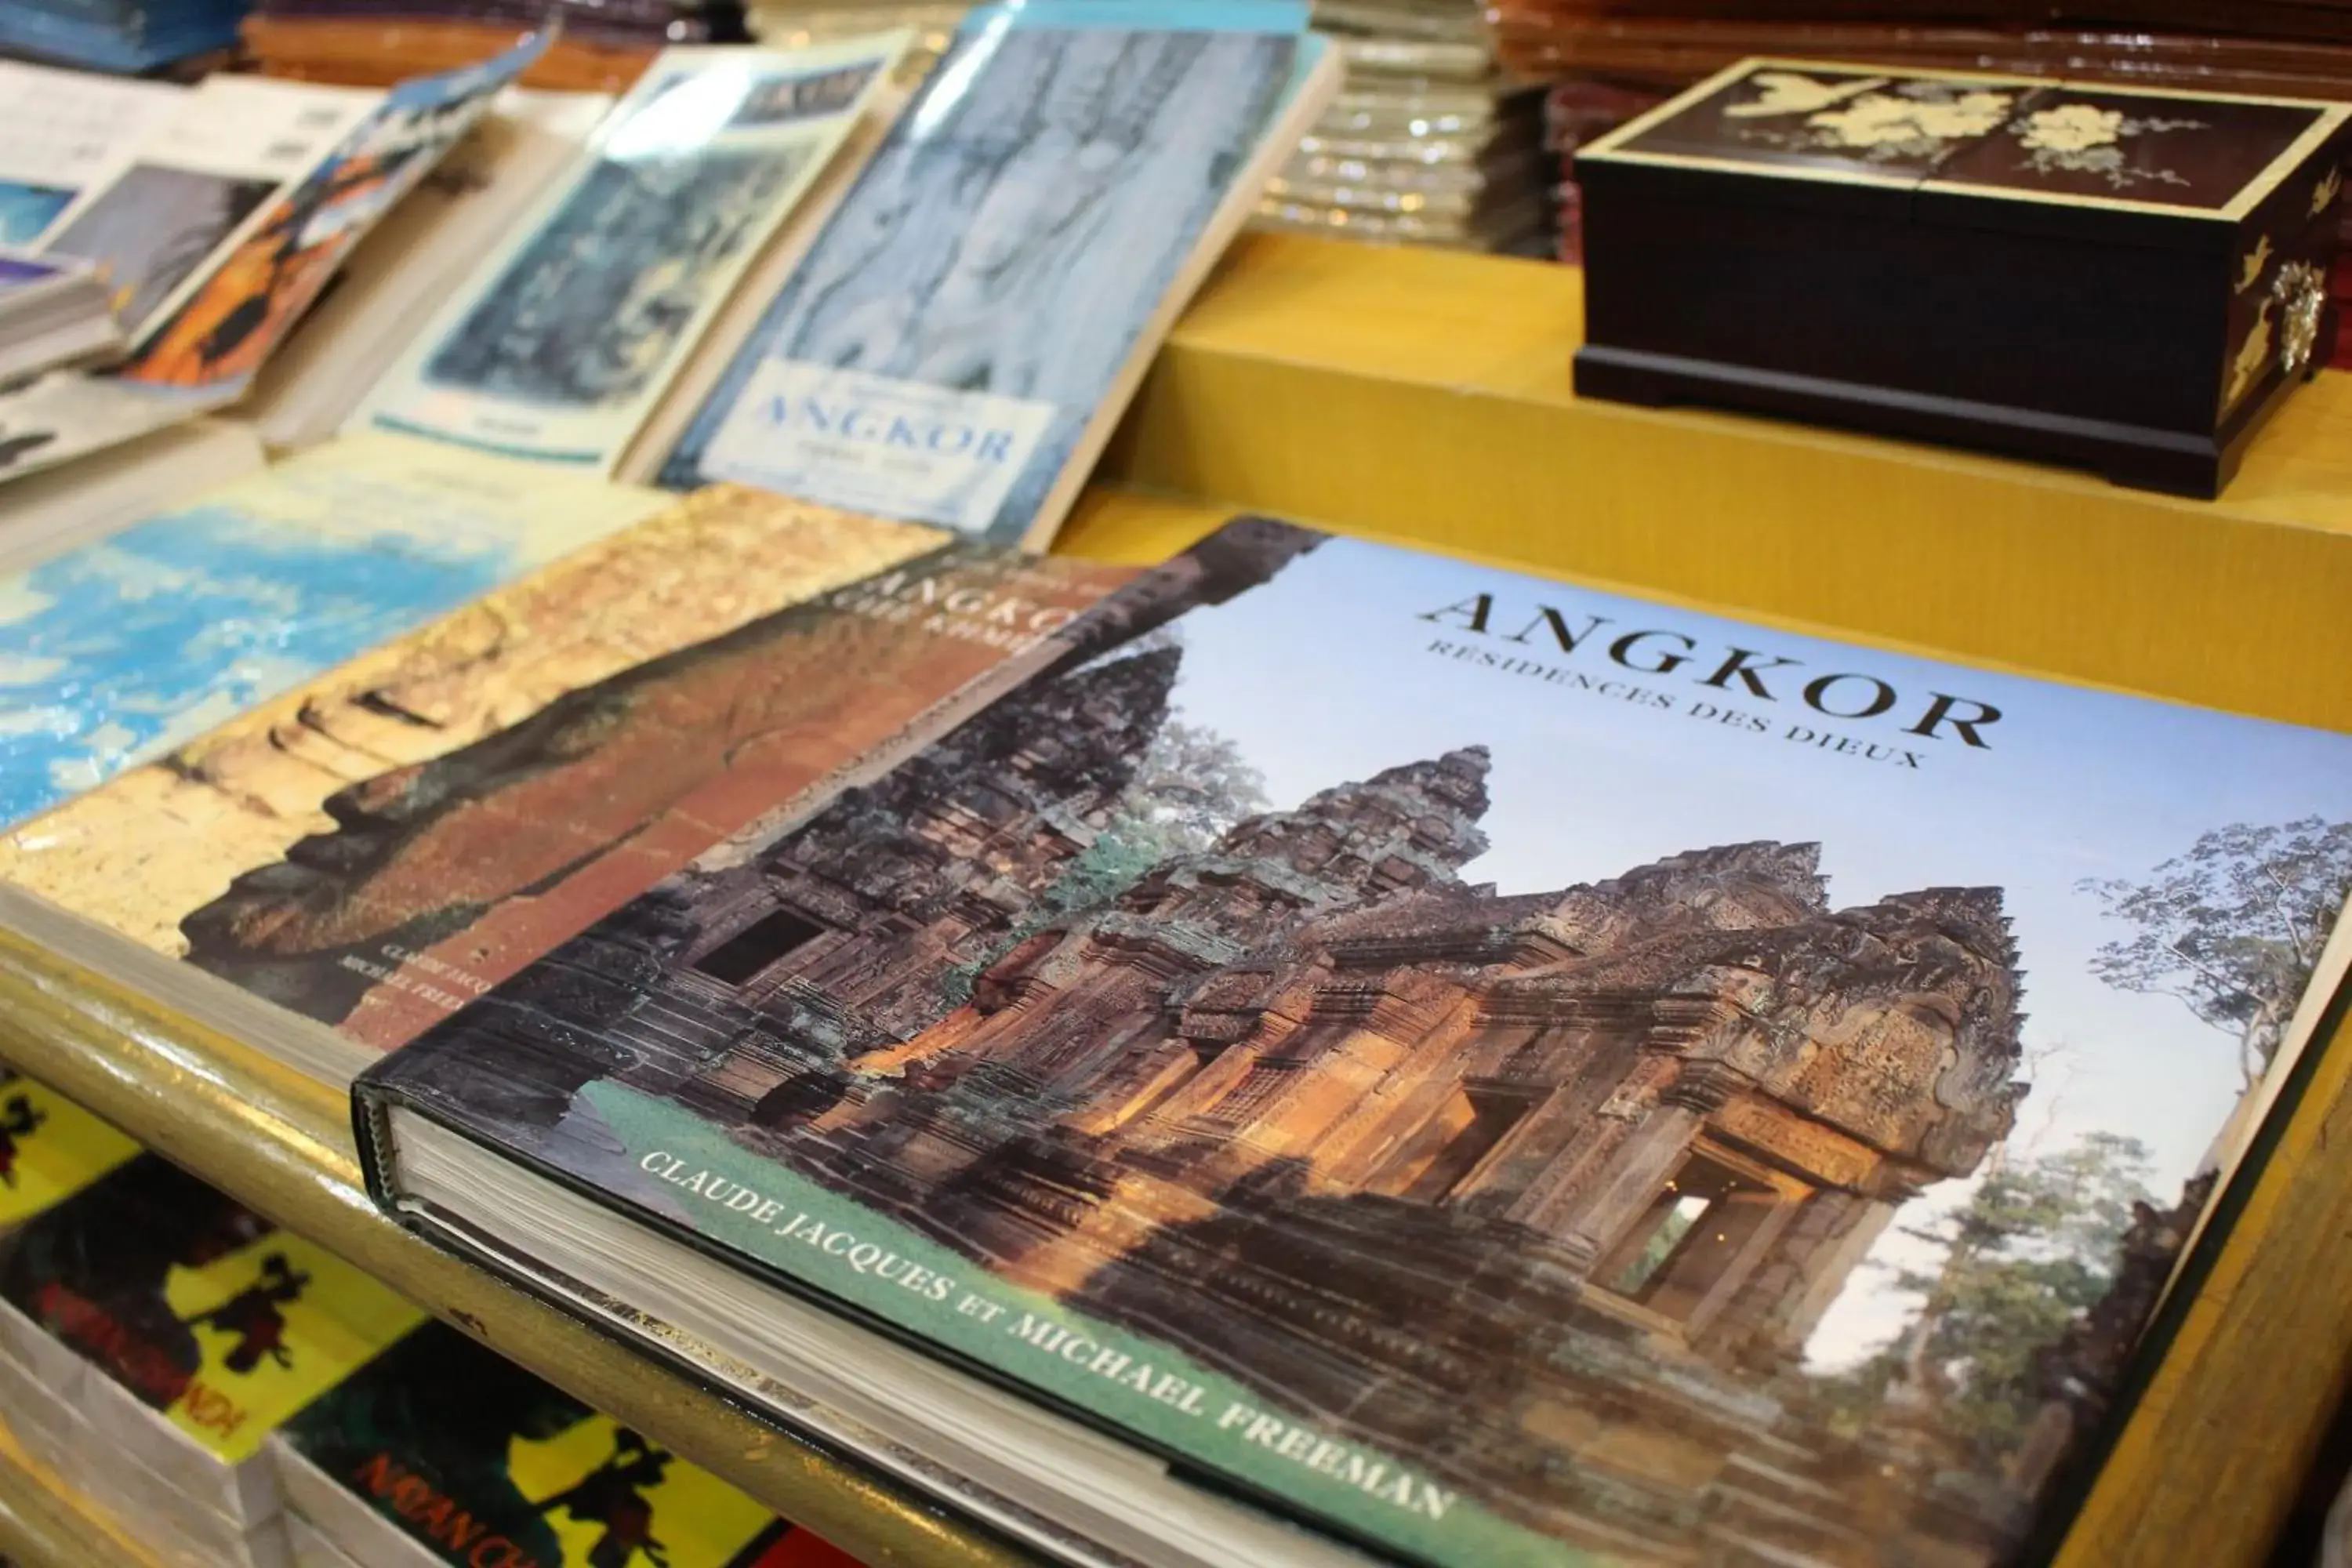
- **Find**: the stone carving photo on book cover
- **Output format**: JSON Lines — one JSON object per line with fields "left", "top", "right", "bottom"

{"left": 373, "top": 525, "right": 2352, "bottom": 1566}
{"left": 661, "top": 16, "right": 1297, "bottom": 539}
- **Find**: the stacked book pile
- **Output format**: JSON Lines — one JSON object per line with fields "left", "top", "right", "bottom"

{"left": 1254, "top": 0, "right": 1553, "bottom": 252}
{"left": 1494, "top": 0, "right": 2352, "bottom": 360}
{"left": 241, "top": 0, "right": 714, "bottom": 90}
{"left": 0, "top": 0, "right": 245, "bottom": 74}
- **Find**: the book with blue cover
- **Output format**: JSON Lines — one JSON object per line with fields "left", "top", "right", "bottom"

{"left": 359, "top": 516, "right": 2352, "bottom": 1568}
{"left": 657, "top": 2, "right": 1338, "bottom": 548}
{"left": 0, "top": 431, "right": 663, "bottom": 829}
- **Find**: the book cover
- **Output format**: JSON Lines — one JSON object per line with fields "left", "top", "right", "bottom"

{"left": 361, "top": 38, "right": 907, "bottom": 472}
{"left": 365, "top": 522, "right": 2352, "bottom": 1566}
{"left": 279, "top": 1320, "right": 860, "bottom": 1568}
{"left": 0, "top": 493, "right": 1136, "bottom": 1069}
{"left": 118, "top": 32, "right": 552, "bottom": 396}
{"left": 0, "top": 1156, "right": 424, "bottom": 1465}
{"left": 0, "top": 1068, "right": 140, "bottom": 1229}
{"left": 0, "top": 63, "right": 186, "bottom": 246}
{"left": 0, "top": 430, "right": 665, "bottom": 829}
{"left": 38, "top": 77, "right": 380, "bottom": 343}
{"left": 655, "top": 2, "right": 1308, "bottom": 543}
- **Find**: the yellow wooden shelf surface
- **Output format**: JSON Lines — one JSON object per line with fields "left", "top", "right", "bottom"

{"left": 1, "top": 233, "right": 2349, "bottom": 1568}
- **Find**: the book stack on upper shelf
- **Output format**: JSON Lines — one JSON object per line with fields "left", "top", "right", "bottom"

{"left": 0, "top": 0, "right": 246, "bottom": 74}
{"left": 1251, "top": 0, "right": 1552, "bottom": 253}
{"left": 0, "top": 255, "right": 125, "bottom": 387}
{"left": 241, "top": 0, "right": 706, "bottom": 91}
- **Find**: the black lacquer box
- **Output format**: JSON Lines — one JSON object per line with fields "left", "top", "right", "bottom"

{"left": 1574, "top": 59, "right": 2352, "bottom": 496}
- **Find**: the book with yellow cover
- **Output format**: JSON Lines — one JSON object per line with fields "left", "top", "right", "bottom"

{"left": 0, "top": 1067, "right": 139, "bottom": 1229}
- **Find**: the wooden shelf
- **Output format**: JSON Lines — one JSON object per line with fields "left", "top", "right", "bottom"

{"left": 3, "top": 233, "right": 2351, "bottom": 1567}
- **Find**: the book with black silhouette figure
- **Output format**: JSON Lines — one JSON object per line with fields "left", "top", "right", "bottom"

{"left": 0, "top": 1066, "right": 141, "bottom": 1232}
{"left": 357, "top": 517, "right": 2352, "bottom": 1568}
{"left": 0, "top": 1155, "right": 423, "bottom": 1568}
{"left": 275, "top": 1319, "right": 865, "bottom": 1568}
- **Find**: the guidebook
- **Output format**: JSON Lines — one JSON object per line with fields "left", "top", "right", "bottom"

{"left": 0, "top": 430, "right": 664, "bottom": 830}
{"left": 358, "top": 37, "right": 909, "bottom": 472}
{"left": 0, "top": 490, "right": 1144, "bottom": 1088}
{"left": 0, "top": 1067, "right": 140, "bottom": 1231}
{"left": 358, "top": 519, "right": 2352, "bottom": 1568}
{"left": 275, "top": 1320, "right": 862, "bottom": 1568}
{"left": 656, "top": 2, "right": 1338, "bottom": 547}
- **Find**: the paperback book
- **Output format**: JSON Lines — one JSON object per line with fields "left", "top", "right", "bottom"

{"left": 275, "top": 1320, "right": 861, "bottom": 1568}
{"left": 0, "top": 430, "right": 665, "bottom": 829}
{"left": 0, "top": 1067, "right": 140, "bottom": 1231}
{"left": 657, "top": 1, "right": 1336, "bottom": 546}
{"left": 361, "top": 37, "right": 908, "bottom": 472}
{"left": 0, "top": 1155, "right": 424, "bottom": 1566}
{"left": 245, "top": 87, "right": 619, "bottom": 453}
{"left": 359, "top": 521, "right": 2352, "bottom": 1568}
{"left": 0, "top": 63, "right": 186, "bottom": 248}
{"left": 38, "top": 77, "right": 382, "bottom": 346}
{"left": 118, "top": 31, "right": 553, "bottom": 397}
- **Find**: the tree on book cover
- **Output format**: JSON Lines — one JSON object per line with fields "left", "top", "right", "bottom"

{"left": 283, "top": 1322, "right": 843, "bottom": 1567}
{"left": 366, "top": 524, "right": 2352, "bottom": 1565}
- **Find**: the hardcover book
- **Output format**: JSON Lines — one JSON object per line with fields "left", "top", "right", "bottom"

{"left": 360, "top": 520, "right": 2352, "bottom": 1568}
{"left": 275, "top": 1320, "right": 862, "bottom": 1568}
{"left": 655, "top": 1, "right": 1338, "bottom": 547}
{"left": 0, "top": 491, "right": 1134, "bottom": 1086}
{"left": 0, "top": 430, "right": 665, "bottom": 830}
{"left": 360, "top": 38, "right": 908, "bottom": 472}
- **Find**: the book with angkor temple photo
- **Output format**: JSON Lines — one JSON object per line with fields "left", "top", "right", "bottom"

{"left": 0, "top": 486, "right": 1157, "bottom": 1090}
{"left": 656, "top": 2, "right": 1339, "bottom": 548}
{"left": 356, "top": 37, "right": 909, "bottom": 474}
{"left": 0, "top": 1155, "right": 424, "bottom": 1568}
{"left": 0, "top": 430, "right": 665, "bottom": 831}
{"left": 274, "top": 1319, "right": 862, "bottom": 1568}
{"left": 244, "top": 86, "right": 619, "bottom": 455}
{"left": 354, "top": 518, "right": 2352, "bottom": 1568}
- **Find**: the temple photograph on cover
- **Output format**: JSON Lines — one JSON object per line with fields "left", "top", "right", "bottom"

{"left": 391, "top": 523, "right": 2352, "bottom": 1566}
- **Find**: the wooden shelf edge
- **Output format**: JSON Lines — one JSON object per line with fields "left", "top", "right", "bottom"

{"left": 0, "top": 927, "right": 1033, "bottom": 1568}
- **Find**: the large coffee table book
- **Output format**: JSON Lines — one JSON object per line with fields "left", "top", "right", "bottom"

{"left": 656, "top": 0, "right": 1339, "bottom": 548}
{"left": 350, "top": 519, "right": 2352, "bottom": 1567}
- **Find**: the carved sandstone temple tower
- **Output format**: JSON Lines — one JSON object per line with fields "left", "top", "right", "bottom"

{"left": 608, "top": 666, "right": 2027, "bottom": 1558}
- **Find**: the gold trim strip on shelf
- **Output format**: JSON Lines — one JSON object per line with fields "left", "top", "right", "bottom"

{"left": 0, "top": 926, "right": 1035, "bottom": 1568}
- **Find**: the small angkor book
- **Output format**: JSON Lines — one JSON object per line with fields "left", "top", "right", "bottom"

{"left": 0, "top": 1155, "right": 424, "bottom": 1540}
{"left": 276, "top": 1319, "right": 862, "bottom": 1568}
{"left": 655, "top": 2, "right": 1340, "bottom": 548}
{"left": 358, "top": 518, "right": 2352, "bottom": 1568}
{"left": 357, "top": 38, "right": 909, "bottom": 474}
{"left": 0, "top": 488, "right": 1134, "bottom": 1087}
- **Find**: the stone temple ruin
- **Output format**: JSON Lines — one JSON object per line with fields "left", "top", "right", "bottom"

{"left": 474, "top": 638, "right": 2043, "bottom": 1565}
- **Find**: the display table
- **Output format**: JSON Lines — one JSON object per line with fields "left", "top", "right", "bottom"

{"left": 2, "top": 232, "right": 2350, "bottom": 1568}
